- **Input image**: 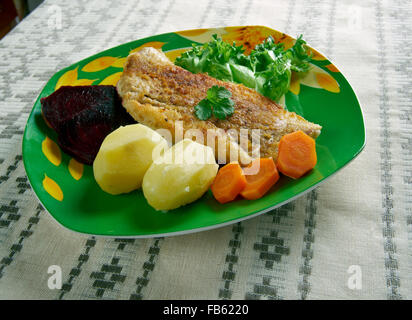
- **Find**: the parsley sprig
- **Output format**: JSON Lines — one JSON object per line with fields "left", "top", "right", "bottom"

{"left": 194, "top": 86, "right": 235, "bottom": 120}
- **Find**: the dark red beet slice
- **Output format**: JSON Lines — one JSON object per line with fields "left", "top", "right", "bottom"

{"left": 41, "top": 85, "right": 135, "bottom": 165}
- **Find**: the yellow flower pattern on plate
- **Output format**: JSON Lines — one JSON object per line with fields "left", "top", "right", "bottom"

{"left": 99, "top": 72, "right": 122, "bottom": 86}
{"left": 42, "top": 174, "right": 63, "bottom": 201}
{"left": 289, "top": 64, "right": 340, "bottom": 94}
{"left": 176, "top": 28, "right": 226, "bottom": 44}
{"left": 55, "top": 67, "right": 96, "bottom": 90}
{"left": 55, "top": 67, "right": 78, "bottom": 90}
{"left": 129, "top": 41, "right": 165, "bottom": 54}
{"left": 42, "top": 136, "right": 61, "bottom": 166}
{"left": 164, "top": 48, "right": 191, "bottom": 62}
{"left": 82, "top": 57, "right": 118, "bottom": 72}
{"left": 68, "top": 158, "right": 84, "bottom": 180}
{"left": 111, "top": 57, "right": 127, "bottom": 68}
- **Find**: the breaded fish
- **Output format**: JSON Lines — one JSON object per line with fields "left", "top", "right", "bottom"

{"left": 117, "top": 47, "right": 321, "bottom": 164}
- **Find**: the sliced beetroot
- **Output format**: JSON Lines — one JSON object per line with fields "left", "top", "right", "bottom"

{"left": 40, "top": 85, "right": 135, "bottom": 165}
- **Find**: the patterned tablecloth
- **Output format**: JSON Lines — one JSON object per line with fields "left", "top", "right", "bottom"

{"left": 0, "top": 0, "right": 410, "bottom": 300}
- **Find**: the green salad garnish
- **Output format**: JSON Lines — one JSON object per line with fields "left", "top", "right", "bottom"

{"left": 175, "top": 34, "right": 312, "bottom": 103}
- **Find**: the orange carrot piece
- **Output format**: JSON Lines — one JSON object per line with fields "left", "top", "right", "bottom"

{"left": 240, "top": 158, "right": 279, "bottom": 200}
{"left": 211, "top": 162, "right": 247, "bottom": 204}
{"left": 276, "top": 130, "right": 317, "bottom": 179}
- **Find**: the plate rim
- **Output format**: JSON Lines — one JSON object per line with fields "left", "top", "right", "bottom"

{"left": 22, "top": 25, "right": 366, "bottom": 238}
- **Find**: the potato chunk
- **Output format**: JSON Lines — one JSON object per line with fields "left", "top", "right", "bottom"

{"left": 93, "top": 124, "right": 168, "bottom": 195}
{"left": 142, "top": 139, "right": 218, "bottom": 211}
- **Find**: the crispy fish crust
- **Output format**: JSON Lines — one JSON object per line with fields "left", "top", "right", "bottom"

{"left": 117, "top": 47, "right": 321, "bottom": 164}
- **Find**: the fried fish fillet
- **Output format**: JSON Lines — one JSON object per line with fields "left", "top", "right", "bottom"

{"left": 117, "top": 47, "right": 321, "bottom": 164}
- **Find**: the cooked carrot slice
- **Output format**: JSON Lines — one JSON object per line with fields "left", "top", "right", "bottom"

{"left": 276, "top": 130, "right": 317, "bottom": 179}
{"left": 211, "top": 162, "right": 247, "bottom": 204}
{"left": 240, "top": 158, "right": 279, "bottom": 200}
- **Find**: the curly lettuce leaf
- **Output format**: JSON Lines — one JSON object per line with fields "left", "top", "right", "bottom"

{"left": 175, "top": 34, "right": 311, "bottom": 102}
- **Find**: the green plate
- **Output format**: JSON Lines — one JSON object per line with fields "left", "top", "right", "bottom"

{"left": 22, "top": 26, "right": 365, "bottom": 238}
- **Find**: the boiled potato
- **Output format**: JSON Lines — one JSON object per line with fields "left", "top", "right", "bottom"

{"left": 93, "top": 124, "right": 168, "bottom": 195}
{"left": 142, "top": 139, "right": 218, "bottom": 211}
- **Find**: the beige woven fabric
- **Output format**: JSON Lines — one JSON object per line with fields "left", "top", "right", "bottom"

{"left": 0, "top": 0, "right": 410, "bottom": 299}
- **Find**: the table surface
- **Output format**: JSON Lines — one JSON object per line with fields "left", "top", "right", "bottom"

{"left": 0, "top": 0, "right": 411, "bottom": 300}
